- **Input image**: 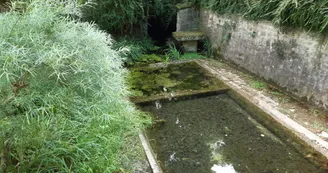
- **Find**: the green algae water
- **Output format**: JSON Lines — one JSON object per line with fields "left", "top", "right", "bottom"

{"left": 141, "top": 94, "right": 328, "bottom": 173}
{"left": 129, "top": 61, "right": 328, "bottom": 172}
{"left": 128, "top": 62, "right": 227, "bottom": 100}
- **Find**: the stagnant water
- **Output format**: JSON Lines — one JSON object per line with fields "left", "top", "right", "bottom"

{"left": 128, "top": 62, "right": 227, "bottom": 97}
{"left": 141, "top": 94, "right": 328, "bottom": 173}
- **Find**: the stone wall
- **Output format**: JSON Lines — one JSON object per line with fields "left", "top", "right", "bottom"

{"left": 176, "top": 7, "right": 199, "bottom": 32}
{"left": 200, "top": 10, "right": 328, "bottom": 109}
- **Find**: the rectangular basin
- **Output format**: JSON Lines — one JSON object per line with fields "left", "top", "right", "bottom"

{"left": 130, "top": 61, "right": 328, "bottom": 173}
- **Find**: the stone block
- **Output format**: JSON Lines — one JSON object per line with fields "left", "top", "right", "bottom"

{"left": 172, "top": 31, "right": 205, "bottom": 41}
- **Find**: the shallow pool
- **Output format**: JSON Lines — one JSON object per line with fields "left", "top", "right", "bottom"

{"left": 141, "top": 94, "right": 327, "bottom": 173}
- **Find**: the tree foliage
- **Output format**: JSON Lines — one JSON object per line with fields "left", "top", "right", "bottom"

{"left": 0, "top": 0, "right": 149, "bottom": 172}
{"left": 80, "top": 0, "right": 182, "bottom": 34}
{"left": 81, "top": 0, "right": 146, "bottom": 34}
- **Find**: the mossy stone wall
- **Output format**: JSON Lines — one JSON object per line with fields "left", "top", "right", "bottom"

{"left": 200, "top": 10, "right": 328, "bottom": 109}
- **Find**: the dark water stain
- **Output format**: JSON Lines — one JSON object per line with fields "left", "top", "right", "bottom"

{"left": 141, "top": 94, "right": 328, "bottom": 173}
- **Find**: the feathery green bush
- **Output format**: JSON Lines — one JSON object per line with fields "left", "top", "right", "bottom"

{"left": 0, "top": 0, "right": 149, "bottom": 172}
{"left": 111, "top": 37, "right": 155, "bottom": 65}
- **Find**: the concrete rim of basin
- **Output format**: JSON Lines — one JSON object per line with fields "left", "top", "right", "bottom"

{"left": 136, "top": 60, "right": 328, "bottom": 172}
{"left": 196, "top": 59, "right": 328, "bottom": 160}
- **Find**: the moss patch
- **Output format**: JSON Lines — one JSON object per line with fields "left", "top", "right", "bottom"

{"left": 138, "top": 54, "right": 163, "bottom": 63}
{"left": 128, "top": 61, "right": 228, "bottom": 100}
{"left": 181, "top": 53, "right": 206, "bottom": 59}
{"left": 176, "top": 2, "right": 194, "bottom": 9}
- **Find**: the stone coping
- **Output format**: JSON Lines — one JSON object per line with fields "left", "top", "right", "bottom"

{"left": 172, "top": 31, "right": 206, "bottom": 41}
{"left": 139, "top": 132, "right": 163, "bottom": 173}
{"left": 176, "top": 2, "right": 194, "bottom": 10}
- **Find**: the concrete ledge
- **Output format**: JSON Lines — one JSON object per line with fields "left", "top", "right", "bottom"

{"left": 176, "top": 2, "right": 194, "bottom": 10}
{"left": 172, "top": 31, "right": 205, "bottom": 41}
{"left": 139, "top": 132, "right": 163, "bottom": 173}
{"left": 196, "top": 59, "right": 328, "bottom": 160}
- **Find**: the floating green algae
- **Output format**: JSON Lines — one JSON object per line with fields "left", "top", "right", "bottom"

{"left": 128, "top": 61, "right": 227, "bottom": 99}
{"left": 141, "top": 94, "right": 328, "bottom": 173}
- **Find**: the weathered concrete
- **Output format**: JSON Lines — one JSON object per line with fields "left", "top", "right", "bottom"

{"left": 139, "top": 132, "right": 163, "bottom": 173}
{"left": 199, "top": 10, "right": 328, "bottom": 109}
{"left": 176, "top": 7, "right": 199, "bottom": 32}
{"left": 175, "top": 7, "right": 205, "bottom": 52}
{"left": 196, "top": 59, "right": 328, "bottom": 161}
{"left": 182, "top": 41, "right": 197, "bottom": 52}
{"left": 173, "top": 32, "right": 205, "bottom": 52}
{"left": 172, "top": 31, "right": 206, "bottom": 41}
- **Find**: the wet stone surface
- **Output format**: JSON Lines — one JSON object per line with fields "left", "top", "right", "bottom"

{"left": 141, "top": 94, "right": 327, "bottom": 173}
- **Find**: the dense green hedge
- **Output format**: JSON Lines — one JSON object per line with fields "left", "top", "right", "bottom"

{"left": 188, "top": 0, "right": 328, "bottom": 34}
{"left": 81, "top": 0, "right": 181, "bottom": 34}
{"left": 81, "top": 0, "right": 146, "bottom": 34}
{"left": 0, "top": 0, "right": 149, "bottom": 172}
{"left": 81, "top": 0, "right": 328, "bottom": 34}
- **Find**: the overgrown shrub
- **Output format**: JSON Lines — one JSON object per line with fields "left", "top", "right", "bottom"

{"left": 80, "top": 0, "right": 182, "bottom": 34}
{"left": 0, "top": 0, "right": 149, "bottom": 172}
{"left": 166, "top": 42, "right": 181, "bottom": 60}
{"left": 150, "top": 0, "right": 181, "bottom": 29}
{"left": 111, "top": 37, "right": 157, "bottom": 65}
{"left": 81, "top": 0, "right": 147, "bottom": 34}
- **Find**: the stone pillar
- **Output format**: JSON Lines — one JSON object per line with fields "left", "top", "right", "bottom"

{"left": 173, "top": 3, "right": 205, "bottom": 53}
{"left": 176, "top": 3, "right": 199, "bottom": 32}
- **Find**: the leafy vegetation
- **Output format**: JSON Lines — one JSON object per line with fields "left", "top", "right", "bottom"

{"left": 251, "top": 80, "right": 266, "bottom": 89}
{"left": 166, "top": 43, "right": 181, "bottom": 60}
{"left": 81, "top": 0, "right": 182, "bottom": 34}
{"left": 0, "top": 0, "right": 149, "bottom": 172}
{"left": 111, "top": 37, "right": 158, "bottom": 65}
{"left": 165, "top": 42, "right": 207, "bottom": 60}
{"left": 201, "top": 38, "right": 213, "bottom": 57}
{"left": 81, "top": 0, "right": 146, "bottom": 34}
{"left": 188, "top": 0, "right": 328, "bottom": 34}
{"left": 150, "top": 0, "right": 182, "bottom": 30}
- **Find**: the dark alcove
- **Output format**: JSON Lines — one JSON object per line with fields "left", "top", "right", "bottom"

{"left": 147, "top": 16, "right": 177, "bottom": 46}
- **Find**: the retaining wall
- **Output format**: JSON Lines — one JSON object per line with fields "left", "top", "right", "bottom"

{"left": 199, "top": 10, "right": 328, "bottom": 109}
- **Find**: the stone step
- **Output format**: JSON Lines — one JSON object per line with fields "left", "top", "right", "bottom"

{"left": 172, "top": 31, "right": 206, "bottom": 52}
{"left": 172, "top": 31, "right": 205, "bottom": 41}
